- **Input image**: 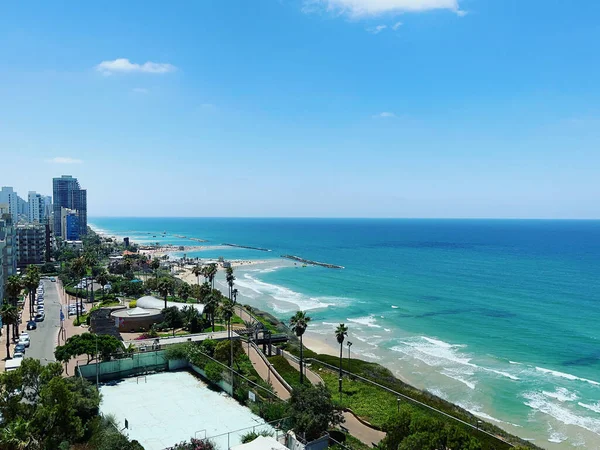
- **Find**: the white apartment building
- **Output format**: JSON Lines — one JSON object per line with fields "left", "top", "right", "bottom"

{"left": 27, "top": 191, "right": 46, "bottom": 223}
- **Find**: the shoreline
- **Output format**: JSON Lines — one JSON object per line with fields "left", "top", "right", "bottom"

{"left": 89, "top": 222, "right": 600, "bottom": 449}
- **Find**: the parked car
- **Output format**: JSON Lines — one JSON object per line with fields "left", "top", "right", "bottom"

{"left": 37, "top": 304, "right": 45, "bottom": 311}
{"left": 50, "top": 277, "right": 56, "bottom": 282}
{"left": 26, "top": 320, "right": 37, "bottom": 330}
{"left": 19, "top": 334, "right": 30, "bottom": 348}
{"left": 13, "top": 351, "right": 24, "bottom": 359}
{"left": 14, "top": 343, "right": 26, "bottom": 354}
{"left": 35, "top": 313, "right": 45, "bottom": 322}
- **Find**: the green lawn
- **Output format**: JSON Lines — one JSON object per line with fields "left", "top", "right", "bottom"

{"left": 267, "top": 356, "right": 306, "bottom": 390}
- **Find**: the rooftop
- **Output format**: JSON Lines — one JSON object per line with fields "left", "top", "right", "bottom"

{"left": 99, "top": 371, "right": 275, "bottom": 450}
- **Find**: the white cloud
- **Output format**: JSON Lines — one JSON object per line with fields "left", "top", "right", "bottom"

{"left": 367, "top": 24, "right": 387, "bottom": 34}
{"left": 132, "top": 88, "right": 149, "bottom": 94}
{"left": 47, "top": 157, "right": 83, "bottom": 164}
{"left": 95, "top": 58, "right": 176, "bottom": 76}
{"left": 303, "top": 0, "right": 463, "bottom": 17}
{"left": 392, "top": 21, "right": 403, "bottom": 30}
{"left": 374, "top": 112, "right": 397, "bottom": 118}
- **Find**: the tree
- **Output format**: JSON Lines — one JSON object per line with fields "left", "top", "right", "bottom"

{"left": 181, "top": 306, "right": 203, "bottom": 333}
{"left": 290, "top": 310, "right": 311, "bottom": 384}
{"left": 5, "top": 275, "right": 23, "bottom": 337}
{"left": 198, "top": 281, "right": 211, "bottom": 303}
{"left": 225, "top": 266, "right": 235, "bottom": 299}
{"left": 191, "top": 265, "right": 202, "bottom": 286}
{"left": 218, "top": 299, "right": 235, "bottom": 366}
{"left": 289, "top": 383, "right": 343, "bottom": 441}
{"left": 22, "top": 265, "right": 40, "bottom": 326}
{"left": 177, "top": 283, "right": 191, "bottom": 302}
{"left": 0, "top": 359, "right": 100, "bottom": 449}
{"left": 70, "top": 257, "right": 87, "bottom": 323}
{"left": 96, "top": 270, "right": 109, "bottom": 293}
{"left": 206, "top": 263, "right": 218, "bottom": 290}
{"left": 335, "top": 323, "right": 348, "bottom": 380}
{"left": 150, "top": 258, "right": 161, "bottom": 281}
{"left": 161, "top": 306, "right": 184, "bottom": 336}
{"left": 203, "top": 293, "right": 219, "bottom": 332}
{"left": 0, "top": 304, "right": 18, "bottom": 359}
{"left": 157, "top": 277, "right": 173, "bottom": 310}
{"left": 55, "top": 333, "right": 123, "bottom": 364}
{"left": 24, "top": 266, "right": 40, "bottom": 324}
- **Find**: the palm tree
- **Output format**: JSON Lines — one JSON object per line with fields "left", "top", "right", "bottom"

{"left": 177, "top": 283, "right": 191, "bottom": 302}
{"left": 335, "top": 323, "right": 349, "bottom": 380}
{"left": 5, "top": 275, "right": 23, "bottom": 336}
{"left": 23, "top": 268, "right": 39, "bottom": 329}
{"left": 290, "top": 310, "right": 311, "bottom": 384}
{"left": 0, "top": 417, "right": 33, "bottom": 449}
{"left": 96, "top": 270, "right": 109, "bottom": 295}
{"left": 207, "top": 263, "right": 218, "bottom": 290}
{"left": 150, "top": 258, "right": 160, "bottom": 281}
{"left": 1, "top": 304, "right": 18, "bottom": 359}
{"left": 225, "top": 266, "right": 235, "bottom": 299}
{"left": 204, "top": 293, "right": 219, "bottom": 332}
{"left": 70, "top": 256, "right": 87, "bottom": 323}
{"left": 191, "top": 265, "right": 202, "bottom": 286}
{"left": 219, "top": 299, "right": 236, "bottom": 366}
{"left": 157, "top": 278, "right": 172, "bottom": 310}
{"left": 198, "top": 282, "right": 211, "bottom": 303}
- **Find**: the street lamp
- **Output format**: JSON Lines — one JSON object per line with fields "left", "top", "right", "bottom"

{"left": 346, "top": 341, "right": 353, "bottom": 372}
{"left": 397, "top": 397, "right": 401, "bottom": 412}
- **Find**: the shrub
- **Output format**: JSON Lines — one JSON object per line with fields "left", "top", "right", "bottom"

{"left": 204, "top": 362, "right": 223, "bottom": 383}
{"left": 240, "top": 430, "right": 273, "bottom": 444}
{"left": 129, "top": 300, "right": 137, "bottom": 308}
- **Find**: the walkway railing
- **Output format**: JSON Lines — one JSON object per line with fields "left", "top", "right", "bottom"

{"left": 306, "top": 358, "right": 515, "bottom": 448}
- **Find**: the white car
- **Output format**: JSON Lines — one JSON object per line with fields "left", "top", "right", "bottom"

{"left": 19, "top": 334, "right": 30, "bottom": 348}
{"left": 13, "top": 351, "right": 24, "bottom": 359}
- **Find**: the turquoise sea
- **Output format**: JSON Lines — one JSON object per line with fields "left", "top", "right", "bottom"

{"left": 90, "top": 218, "right": 600, "bottom": 449}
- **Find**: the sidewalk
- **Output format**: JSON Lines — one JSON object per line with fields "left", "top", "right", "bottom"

{"left": 0, "top": 292, "right": 31, "bottom": 369}
{"left": 56, "top": 279, "right": 87, "bottom": 376}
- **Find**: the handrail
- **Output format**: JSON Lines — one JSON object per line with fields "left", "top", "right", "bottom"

{"left": 306, "top": 358, "right": 515, "bottom": 448}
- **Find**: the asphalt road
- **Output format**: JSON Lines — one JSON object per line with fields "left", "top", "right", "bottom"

{"left": 25, "top": 279, "right": 62, "bottom": 365}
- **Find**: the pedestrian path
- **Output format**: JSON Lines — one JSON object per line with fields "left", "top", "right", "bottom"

{"left": 243, "top": 344, "right": 291, "bottom": 400}
{"left": 241, "top": 334, "right": 385, "bottom": 446}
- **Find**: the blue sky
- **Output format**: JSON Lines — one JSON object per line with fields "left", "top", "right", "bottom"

{"left": 1, "top": 0, "right": 599, "bottom": 218}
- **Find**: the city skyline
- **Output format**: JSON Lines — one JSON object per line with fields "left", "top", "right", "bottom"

{"left": 1, "top": 1, "right": 599, "bottom": 219}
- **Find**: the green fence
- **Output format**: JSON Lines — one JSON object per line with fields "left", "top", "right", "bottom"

{"left": 77, "top": 350, "right": 170, "bottom": 381}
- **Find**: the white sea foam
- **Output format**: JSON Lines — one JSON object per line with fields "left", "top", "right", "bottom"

{"left": 456, "top": 402, "right": 514, "bottom": 425}
{"left": 234, "top": 274, "right": 338, "bottom": 311}
{"left": 509, "top": 361, "right": 522, "bottom": 365}
{"left": 441, "top": 370, "right": 476, "bottom": 389}
{"left": 483, "top": 368, "right": 520, "bottom": 381}
{"left": 347, "top": 315, "right": 381, "bottom": 328}
{"left": 548, "top": 431, "right": 568, "bottom": 443}
{"left": 535, "top": 367, "right": 600, "bottom": 386}
{"left": 384, "top": 328, "right": 392, "bottom": 332}
{"left": 427, "top": 387, "right": 448, "bottom": 400}
{"left": 523, "top": 391, "right": 600, "bottom": 435}
{"left": 391, "top": 305, "right": 399, "bottom": 309}
{"left": 542, "top": 387, "right": 579, "bottom": 403}
{"left": 361, "top": 352, "right": 381, "bottom": 360}
{"left": 578, "top": 402, "right": 600, "bottom": 414}
{"left": 391, "top": 336, "right": 475, "bottom": 368}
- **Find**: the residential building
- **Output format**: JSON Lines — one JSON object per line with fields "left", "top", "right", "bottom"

{"left": 65, "top": 240, "right": 84, "bottom": 252}
{"left": 0, "top": 214, "right": 17, "bottom": 303}
{"left": 61, "top": 207, "right": 80, "bottom": 240}
{"left": 0, "top": 187, "right": 19, "bottom": 223}
{"left": 52, "top": 175, "right": 87, "bottom": 238}
{"left": 27, "top": 191, "right": 46, "bottom": 223}
{"left": 43, "top": 195, "right": 52, "bottom": 219}
{"left": 17, "top": 195, "right": 28, "bottom": 220}
{"left": 16, "top": 224, "right": 46, "bottom": 269}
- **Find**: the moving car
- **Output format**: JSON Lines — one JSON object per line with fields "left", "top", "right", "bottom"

{"left": 26, "top": 320, "right": 37, "bottom": 330}
{"left": 50, "top": 277, "right": 56, "bottom": 282}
